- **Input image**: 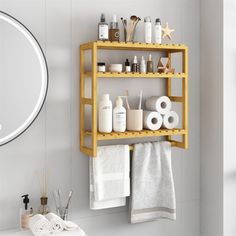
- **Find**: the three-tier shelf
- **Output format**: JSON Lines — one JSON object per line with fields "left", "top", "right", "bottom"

{"left": 80, "top": 41, "right": 188, "bottom": 157}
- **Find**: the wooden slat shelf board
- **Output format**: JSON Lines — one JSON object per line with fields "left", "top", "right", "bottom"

{"left": 81, "top": 41, "right": 187, "bottom": 52}
{"left": 85, "top": 129, "right": 187, "bottom": 141}
{"left": 84, "top": 72, "right": 186, "bottom": 79}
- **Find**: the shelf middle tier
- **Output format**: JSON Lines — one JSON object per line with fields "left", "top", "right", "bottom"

{"left": 84, "top": 72, "right": 186, "bottom": 79}
{"left": 85, "top": 128, "right": 187, "bottom": 141}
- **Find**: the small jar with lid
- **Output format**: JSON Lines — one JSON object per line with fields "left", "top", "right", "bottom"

{"left": 97, "top": 62, "right": 106, "bottom": 72}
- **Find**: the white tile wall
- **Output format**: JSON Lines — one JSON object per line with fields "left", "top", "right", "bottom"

{"left": 0, "top": 0, "right": 200, "bottom": 235}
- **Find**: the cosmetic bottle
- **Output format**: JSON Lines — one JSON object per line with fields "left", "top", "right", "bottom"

{"left": 98, "top": 13, "right": 108, "bottom": 41}
{"left": 147, "top": 54, "right": 153, "bottom": 73}
{"left": 132, "top": 56, "right": 139, "bottom": 72}
{"left": 140, "top": 56, "right": 146, "bottom": 73}
{"left": 97, "top": 62, "right": 106, "bottom": 72}
{"left": 113, "top": 96, "right": 126, "bottom": 132}
{"left": 99, "top": 94, "right": 112, "bottom": 133}
{"left": 109, "top": 15, "right": 120, "bottom": 42}
{"left": 144, "top": 16, "right": 152, "bottom": 43}
{"left": 154, "top": 18, "right": 162, "bottom": 44}
{"left": 20, "top": 194, "right": 33, "bottom": 230}
{"left": 38, "top": 197, "right": 50, "bottom": 215}
{"left": 125, "top": 59, "right": 131, "bottom": 72}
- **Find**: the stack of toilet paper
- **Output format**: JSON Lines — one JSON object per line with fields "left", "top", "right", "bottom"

{"left": 144, "top": 96, "right": 179, "bottom": 130}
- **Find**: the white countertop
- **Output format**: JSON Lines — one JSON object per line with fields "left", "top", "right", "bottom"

{"left": 0, "top": 227, "right": 86, "bottom": 236}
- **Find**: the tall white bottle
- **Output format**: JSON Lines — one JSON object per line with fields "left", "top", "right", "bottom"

{"left": 98, "top": 94, "right": 112, "bottom": 133}
{"left": 144, "top": 16, "right": 152, "bottom": 43}
{"left": 154, "top": 18, "right": 162, "bottom": 44}
{"left": 113, "top": 96, "right": 126, "bottom": 132}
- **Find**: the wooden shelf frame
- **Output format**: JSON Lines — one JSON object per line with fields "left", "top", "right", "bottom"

{"left": 80, "top": 41, "right": 188, "bottom": 157}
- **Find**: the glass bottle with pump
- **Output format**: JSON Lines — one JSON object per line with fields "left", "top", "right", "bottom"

{"left": 20, "top": 194, "right": 33, "bottom": 230}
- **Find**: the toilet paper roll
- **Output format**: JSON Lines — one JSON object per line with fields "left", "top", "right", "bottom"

{"left": 143, "top": 111, "right": 163, "bottom": 130}
{"left": 162, "top": 111, "right": 179, "bottom": 129}
{"left": 145, "top": 96, "right": 172, "bottom": 114}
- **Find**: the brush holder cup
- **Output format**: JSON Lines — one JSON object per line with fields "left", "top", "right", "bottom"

{"left": 121, "top": 16, "right": 141, "bottom": 42}
{"left": 127, "top": 109, "right": 143, "bottom": 131}
{"left": 57, "top": 207, "right": 68, "bottom": 221}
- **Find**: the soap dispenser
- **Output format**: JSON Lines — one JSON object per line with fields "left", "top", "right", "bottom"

{"left": 20, "top": 194, "right": 33, "bottom": 230}
{"left": 113, "top": 96, "right": 126, "bottom": 132}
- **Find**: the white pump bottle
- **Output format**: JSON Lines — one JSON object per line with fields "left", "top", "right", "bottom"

{"left": 113, "top": 96, "right": 126, "bottom": 132}
{"left": 98, "top": 94, "right": 112, "bottom": 133}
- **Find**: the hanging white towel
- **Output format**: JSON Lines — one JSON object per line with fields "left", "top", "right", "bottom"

{"left": 130, "top": 141, "right": 176, "bottom": 223}
{"left": 90, "top": 145, "right": 130, "bottom": 209}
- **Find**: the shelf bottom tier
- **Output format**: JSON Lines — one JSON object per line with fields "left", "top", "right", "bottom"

{"left": 85, "top": 128, "right": 187, "bottom": 141}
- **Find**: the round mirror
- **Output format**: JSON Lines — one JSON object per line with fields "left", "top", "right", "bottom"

{"left": 0, "top": 11, "right": 48, "bottom": 146}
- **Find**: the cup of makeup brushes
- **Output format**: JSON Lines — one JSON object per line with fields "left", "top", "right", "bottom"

{"left": 121, "top": 16, "right": 141, "bottom": 42}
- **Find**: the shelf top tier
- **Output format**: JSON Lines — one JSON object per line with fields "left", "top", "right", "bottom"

{"left": 80, "top": 41, "right": 187, "bottom": 52}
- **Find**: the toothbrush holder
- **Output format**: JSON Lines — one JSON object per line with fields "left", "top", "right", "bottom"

{"left": 127, "top": 109, "right": 143, "bottom": 131}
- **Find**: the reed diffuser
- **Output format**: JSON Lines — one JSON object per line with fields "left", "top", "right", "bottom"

{"left": 38, "top": 169, "right": 50, "bottom": 215}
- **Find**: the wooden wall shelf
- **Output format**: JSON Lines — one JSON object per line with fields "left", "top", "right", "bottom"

{"left": 80, "top": 41, "right": 188, "bottom": 157}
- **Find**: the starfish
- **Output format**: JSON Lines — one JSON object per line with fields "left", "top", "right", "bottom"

{"left": 162, "top": 22, "right": 175, "bottom": 40}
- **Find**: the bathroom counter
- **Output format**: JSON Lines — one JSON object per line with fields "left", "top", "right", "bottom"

{"left": 0, "top": 228, "right": 85, "bottom": 236}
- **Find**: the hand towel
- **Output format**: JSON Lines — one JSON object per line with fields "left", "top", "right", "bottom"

{"left": 45, "top": 213, "right": 64, "bottom": 233}
{"left": 29, "top": 214, "right": 51, "bottom": 236}
{"left": 90, "top": 145, "right": 130, "bottom": 209}
{"left": 130, "top": 141, "right": 176, "bottom": 223}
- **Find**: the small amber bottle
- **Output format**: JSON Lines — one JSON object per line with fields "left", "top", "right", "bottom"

{"left": 109, "top": 15, "right": 119, "bottom": 42}
{"left": 147, "top": 54, "right": 154, "bottom": 73}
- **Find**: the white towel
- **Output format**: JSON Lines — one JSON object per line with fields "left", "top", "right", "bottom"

{"left": 45, "top": 213, "right": 64, "bottom": 233}
{"left": 46, "top": 213, "right": 79, "bottom": 233}
{"left": 29, "top": 214, "right": 51, "bottom": 236}
{"left": 90, "top": 145, "right": 130, "bottom": 209}
{"left": 130, "top": 141, "right": 176, "bottom": 223}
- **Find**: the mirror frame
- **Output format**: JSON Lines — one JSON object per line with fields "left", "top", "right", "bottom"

{"left": 0, "top": 11, "right": 49, "bottom": 146}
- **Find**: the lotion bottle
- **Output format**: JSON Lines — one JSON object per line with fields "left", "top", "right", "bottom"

{"left": 20, "top": 194, "right": 33, "bottom": 230}
{"left": 113, "top": 96, "right": 126, "bottom": 132}
{"left": 154, "top": 18, "right": 162, "bottom": 44}
{"left": 144, "top": 16, "right": 152, "bottom": 43}
{"left": 98, "top": 94, "right": 112, "bottom": 133}
{"left": 98, "top": 13, "right": 109, "bottom": 41}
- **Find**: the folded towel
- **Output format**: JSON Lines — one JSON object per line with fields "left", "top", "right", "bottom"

{"left": 45, "top": 213, "right": 65, "bottom": 233}
{"left": 90, "top": 145, "right": 130, "bottom": 209}
{"left": 130, "top": 141, "right": 176, "bottom": 223}
{"left": 29, "top": 214, "right": 51, "bottom": 236}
